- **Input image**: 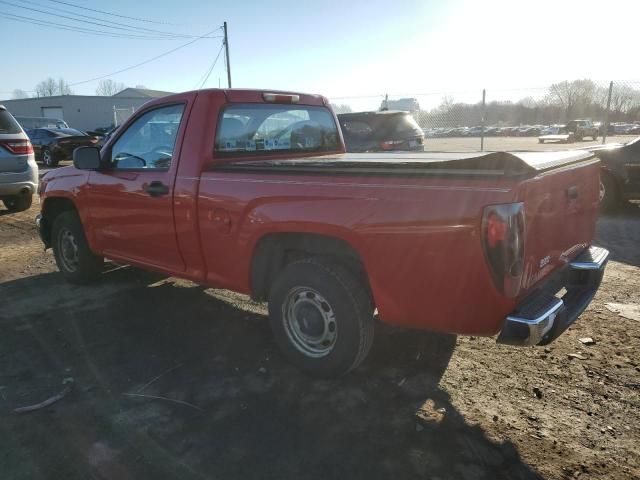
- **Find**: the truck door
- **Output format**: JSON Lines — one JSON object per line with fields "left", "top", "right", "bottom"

{"left": 86, "top": 102, "right": 188, "bottom": 272}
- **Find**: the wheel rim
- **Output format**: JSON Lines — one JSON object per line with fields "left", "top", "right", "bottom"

{"left": 599, "top": 180, "right": 606, "bottom": 203}
{"left": 58, "top": 228, "right": 79, "bottom": 271}
{"left": 282, "top": 287, "right": 337, "bottom": 358}
{"left": 43, "top": 150, "right": 52, "bottom": 166}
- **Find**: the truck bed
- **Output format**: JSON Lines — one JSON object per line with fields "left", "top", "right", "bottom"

{"left": 215, "top": 151, "right": 595, "bottom": 177}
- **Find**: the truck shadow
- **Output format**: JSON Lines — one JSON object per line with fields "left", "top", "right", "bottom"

{"left": 596, "top": 202, "right": 640, "bottom": 267}
{"left": 0, "top": 268, "right": 543, "bottom": 480}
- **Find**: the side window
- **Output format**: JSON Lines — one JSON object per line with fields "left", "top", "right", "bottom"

{"left": 110, "top": 104, "right": 184, "bottom": 170}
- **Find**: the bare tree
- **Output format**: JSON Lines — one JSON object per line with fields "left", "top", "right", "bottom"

{"left": 35, "top": 78, "right": 58, "bottom": 97}
{"left": 609, "top": 84, "right": 640, "bottom": 116}
{"left": 58, "top": 78, "right": 72, "bottom": 95}
{"left": 34, "top": 77, "right": 73, "bottom": 97}
{"left": 547, "top": 79, "right": 596, "bottom": 119}
{"left": 12, "top": 89, "right": 29, "bottom": 99}
{"left": 95, "top": 79, "right": 126, "bottom": 96}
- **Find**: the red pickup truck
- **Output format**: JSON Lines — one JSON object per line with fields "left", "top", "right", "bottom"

{"left": 36, "top": 89, "right": 609, "bottom": 376}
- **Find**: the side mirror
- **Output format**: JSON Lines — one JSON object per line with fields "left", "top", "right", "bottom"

{"left": 73, "top": 146, "right": 101, "bottom": 170}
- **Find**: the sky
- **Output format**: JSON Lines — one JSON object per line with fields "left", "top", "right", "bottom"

{"left": 2, "top": 0, "right": 640, "bottom": 109}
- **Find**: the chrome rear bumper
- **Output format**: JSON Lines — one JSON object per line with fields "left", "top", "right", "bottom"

{"left": 497, "top": 246, "right": 609, "bottom": 347}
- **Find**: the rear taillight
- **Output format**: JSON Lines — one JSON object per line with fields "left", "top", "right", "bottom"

{"left": 0, "top": 139, "right": 34, "bottom": 155}
{"left": 481, "top": 202, "right": 525, "bottom": 298}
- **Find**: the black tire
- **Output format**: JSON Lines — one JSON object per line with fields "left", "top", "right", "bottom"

{"left": 600, "top": 173, "right": 620, "bottom": 212}
{"left": 592, "top": 134, "right": 598, "bottom": 141}
{"left": 3, "top": 194, "right": 32, "bottom": 212}
{"left": 268, "top": 258, "right": 374, "bottom": 377}
{"left": 52, "top": 210, "right": 103, "bottom": 283}
{"left": 538, "top": 138, "right": 544, "bottom": 144}
{"left": 42, "top": 148, "right": 58, "bottom": 167}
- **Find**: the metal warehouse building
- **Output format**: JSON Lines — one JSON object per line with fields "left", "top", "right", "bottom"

{"left": 0, "top": 88, "right": 173, "bottom": 131}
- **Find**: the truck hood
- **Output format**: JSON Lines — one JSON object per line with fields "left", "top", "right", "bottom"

{"left": 218, "top": 151, "right": 596, "bottom": 178}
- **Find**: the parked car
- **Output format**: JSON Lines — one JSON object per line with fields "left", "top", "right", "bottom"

{"left": 566, "top": 120, "right": 598, "bottom": 141}
{"left": 588, "top": 137, "right": 640, "bottom": 210}
{"left": 337, "top": 111, "right": 424, "bottom": 152}
{"left": 0, "top": 105, "right": 38, "bottom": 212}
{"left": 37, "top": 88, "right": 607, "bottom": 376}
{"left": 26, "top": 127, "right": 98, "bottom": 167}
{"left": 539, "top": 125, "right": 572, "bottom": 143}
{"left": 14, "top": 116, "right": 69, "bottom": 130}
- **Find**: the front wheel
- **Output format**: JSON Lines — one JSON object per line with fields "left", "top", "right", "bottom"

{"left": 592, "top": 134, "right": 598, "bottom": 141}
{"left": 52, "top": 210, "right": 104, "bottom": 283}
{"left": 268, "top": 258, "right": 374, "bottom": 377}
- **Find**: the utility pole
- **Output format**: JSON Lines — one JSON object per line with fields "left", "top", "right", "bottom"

{"left": 223, "top": 21, "right": 232, "bottom": 88}
{"left": 602, "top": 81, "right": 613, "bottom": 145}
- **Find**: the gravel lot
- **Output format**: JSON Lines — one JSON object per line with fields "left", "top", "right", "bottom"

{"left": 1, "top": 193, "right": 639, "bottom": 479}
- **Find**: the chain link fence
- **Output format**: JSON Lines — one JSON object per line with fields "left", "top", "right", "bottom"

{"left": 330, "top": 80, "right": 640, "bottom": 152}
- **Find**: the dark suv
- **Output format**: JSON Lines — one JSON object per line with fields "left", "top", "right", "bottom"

{"left": 337, "top": 111, "right": 425, "bottom": 152}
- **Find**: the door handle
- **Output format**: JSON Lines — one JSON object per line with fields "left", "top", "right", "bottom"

{"left": 145, "top": 181, "right": 169, "bottom": 197}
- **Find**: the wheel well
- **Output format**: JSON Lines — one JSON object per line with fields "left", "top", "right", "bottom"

{"left": 250, "top": 232, "right": 369, "bottom": 302}
{"left": 41, "top": 197, "right": 77, "bottom": 247}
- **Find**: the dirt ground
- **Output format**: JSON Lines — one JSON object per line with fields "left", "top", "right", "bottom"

{"left": 1, "top": 196, "right": 639, "bottom": 480}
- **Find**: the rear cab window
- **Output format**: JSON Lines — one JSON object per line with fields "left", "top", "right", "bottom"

{"left": 215, "top": 104, "right": 339, "bottom": 156}
{"left": 0, "top": 110, "right": 23, "bottom": 134}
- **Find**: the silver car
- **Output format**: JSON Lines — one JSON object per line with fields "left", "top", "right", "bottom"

{"left": 0, "top": 105, "right": 38, "bottom": 212}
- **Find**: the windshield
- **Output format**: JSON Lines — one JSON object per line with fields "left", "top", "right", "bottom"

{"left": 215, "top": 104, "right": 339, "bottom": 155}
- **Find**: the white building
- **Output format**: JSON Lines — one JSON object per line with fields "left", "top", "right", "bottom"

{"left": 0, "top": 88, "right": 173, "bottom": 131}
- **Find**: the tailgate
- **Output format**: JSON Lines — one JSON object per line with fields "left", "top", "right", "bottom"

{"left": 517, "top": 154, "right": 600, "bottom": 293}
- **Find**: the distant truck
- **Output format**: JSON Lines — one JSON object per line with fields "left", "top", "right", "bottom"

{"left": 539, "top": 120, "right": 598, "bottom": 144}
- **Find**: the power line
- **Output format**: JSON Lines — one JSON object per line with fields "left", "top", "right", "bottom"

{"left": 43, "top": 0, "right": 180, "bottom": 25}
{"left": 0, "top": 12, "right": 190, "bottom": 39}
{"left": 195, "top": 42, "right": 225, "bottom": 89}
{"left": 68, "top": 26, "right": 224, "bottom": 87}
{"left": 16, "top": 0, "right": 206, "bottom": 38}
{"left": 0, "top": 25, "right": 223, "bottom": 95}
{"left": 1, "top": 0, "right": 218, "bottom": 38}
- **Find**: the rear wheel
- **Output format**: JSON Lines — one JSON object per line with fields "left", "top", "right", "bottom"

{"left": 599, "top": 173, "right": 620, "bottom": 212}
{"left": 268, "top": 258, "right": 374, "bottom": 377}
{"left": 52, "top": 210, "right": 103, "bottom": 283}
{"left": 592, "top": 134, "right": 598, "bottom": 141}
{"left": 3, "top": 194, "right": 32, "bottom": 212}
{"left": 538, "top": 138, "right": 544, "bottom": 144}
